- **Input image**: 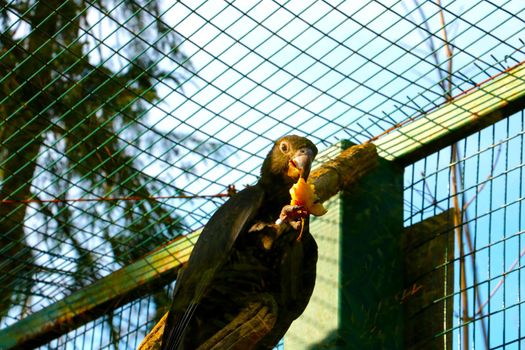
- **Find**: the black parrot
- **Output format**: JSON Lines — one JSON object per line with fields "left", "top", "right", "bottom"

{"left": 161, "top": 135, "right": 319, "bottom": 350}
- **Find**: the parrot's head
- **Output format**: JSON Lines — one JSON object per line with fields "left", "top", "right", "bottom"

{"left": 260, "top": 135, "right": 318, "bottom": 187}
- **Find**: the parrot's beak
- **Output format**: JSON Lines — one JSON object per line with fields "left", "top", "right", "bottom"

{"left": 288, "top": 148, "right": 314, "bottom": 180}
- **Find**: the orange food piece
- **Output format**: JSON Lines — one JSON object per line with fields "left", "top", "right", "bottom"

{"left": 289, "top": 178, "right": 327, "bottom": 216}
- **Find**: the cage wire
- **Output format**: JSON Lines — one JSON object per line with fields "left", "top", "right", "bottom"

{"left": 0, "top": 0, "right": 524, "bottom": 349}
{"left": 404, "top": 110, "right": 525, "bottom": 349}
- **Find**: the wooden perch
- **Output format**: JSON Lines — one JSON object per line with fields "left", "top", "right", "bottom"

{"left": 309, "top": 142, "right": 378, "bottom": 202}
{"left": 137, "top": 142, "right": 378, "bottom": 350}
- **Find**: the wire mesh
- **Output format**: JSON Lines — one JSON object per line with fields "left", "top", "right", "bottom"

{"left": 31, "top": 280, "right": 175, "bottom": 350}
{"left": 404, "top": 110, "right": 525, "bottom": 349}
{"left": 0, "top": 0, "right": 524, "bottom": 349}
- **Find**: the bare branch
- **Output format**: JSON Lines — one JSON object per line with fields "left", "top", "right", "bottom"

{"left": 450, "top": 144, "right": 469, "bottom": 349}
{"left": 463, "top": 144, "right": 502, "bottom": 211}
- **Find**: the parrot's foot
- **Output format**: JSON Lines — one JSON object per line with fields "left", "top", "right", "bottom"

{"left": 197, "top": 296, "right": 277, "bottom": 350}
{"left": 278, "top": 205, "right": 307, "bottom": 230}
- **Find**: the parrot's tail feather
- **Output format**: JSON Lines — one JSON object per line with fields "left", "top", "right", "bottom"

{"left": 168, "top": 271, "right": 212, "bottom": 349}
{"left": 169, "top": 286, "right": 208, "bottom": 349}
{"left": 172, "top": 302, "right": 199, "bottom": 348}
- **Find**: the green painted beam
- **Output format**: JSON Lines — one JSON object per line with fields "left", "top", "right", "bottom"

{"left": 373, "top": 62, "right": 525, "bottom": 164}
{"left": 0, "top": 231, "right": 200, "bottom": 350}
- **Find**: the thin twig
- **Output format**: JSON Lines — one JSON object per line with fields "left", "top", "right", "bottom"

{"left": 435, "top": 1, "right": 471, "bottom": 348}
{"left": 436, "top": 0, "right": 453, "bottom": 99}
{"left": 456, "top": 146, "right": 489, "bottom": 346}
{"left": 435, "top": 1, "right": 491, "bottom": 347}
{"left": 451, "top": 144, "right": 470, "bottom": 350}
{"left": 463, "top": 145, "right": 502, "bottom": 211}
{"left": 420, "top": 171, "right": 447, "bottom": 211}
{"left": 413, "top": 0, "right": 448, "bottom": 93}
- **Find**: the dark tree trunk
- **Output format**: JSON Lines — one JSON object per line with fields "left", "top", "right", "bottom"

{"left": 0, "top": 0, "right": 59, "bottom": 317}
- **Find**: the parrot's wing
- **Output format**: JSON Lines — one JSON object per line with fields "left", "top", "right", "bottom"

{"left": 161, "top": 184, "right": 265, "bottom": 350}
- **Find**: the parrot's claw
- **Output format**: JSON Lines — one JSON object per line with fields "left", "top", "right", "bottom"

{"left": 278, "top": 205, "right": 307, "bottom": 230}
{"left": 289, "top": 220, "right": 302, "bottom": 231}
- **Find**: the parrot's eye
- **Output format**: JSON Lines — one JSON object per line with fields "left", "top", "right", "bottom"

{"left": 279, "top": 141, "right": 289, "bottom": 154}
